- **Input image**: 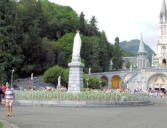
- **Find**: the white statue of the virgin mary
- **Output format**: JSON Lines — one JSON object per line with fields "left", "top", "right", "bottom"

{"left": 72, "top": 30, "right": 81, "bottom": 57}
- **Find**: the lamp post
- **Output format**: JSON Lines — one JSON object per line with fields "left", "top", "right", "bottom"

{"left": 159, "top": 81, "right": 161, "bottom": 92}
{"left": 86, "top": 78, "right": 89, "bottom": 88}
{"left": 11, "top": 69, "right": 15, "bottom": 87}
{"left": 137, "top": 80, "right": 140, "bottom": 91}
{"left": 99, "top": 81, "right": 102, "bottom": 90}
{"left": 31, "top": 73, "right": 34, "bottom": 87}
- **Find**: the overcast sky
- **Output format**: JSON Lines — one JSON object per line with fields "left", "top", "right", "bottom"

{"left": 49, "top": 0, "right": 163, "bottom": 52}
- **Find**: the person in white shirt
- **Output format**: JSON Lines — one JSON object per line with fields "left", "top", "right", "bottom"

{"left": 5, "top": 84, "right": 15, "bottom": 117}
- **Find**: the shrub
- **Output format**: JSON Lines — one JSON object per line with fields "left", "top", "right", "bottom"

{"left": 61, "top": 69, "right": 69, "bottom": 87}
{"left": 43, "top": 65, "right": 64, "bottom": 87}
{"left": 44, "top": 65, "right": 105, "bottom": 89}
{"left": 84, "top": 74, "right": 105, "bottom": 89}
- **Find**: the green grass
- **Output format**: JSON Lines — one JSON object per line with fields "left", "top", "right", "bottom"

{"left": 0, "top": 122, "right": 3, "bottom": 128}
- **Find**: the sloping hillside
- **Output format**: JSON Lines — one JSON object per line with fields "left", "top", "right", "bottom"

{"left": 120, "top": 39, "right": 155, "bottom": 60}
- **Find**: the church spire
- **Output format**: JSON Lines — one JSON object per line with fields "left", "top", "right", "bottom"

{"left": 160, "top": 0, "right": 167, "bottom": 23}
{"left": 138, "top": 34, "right": 146, "bottom": 54}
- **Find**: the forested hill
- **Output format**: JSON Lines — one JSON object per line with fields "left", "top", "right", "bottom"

{"left": 1, "top": 0, "right": 125, "bottom": 82}
{"left": 120, "top": 39, "right": 155, "bottom": 60}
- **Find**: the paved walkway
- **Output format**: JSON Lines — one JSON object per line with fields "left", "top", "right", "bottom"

{"left": 0, "top": 104, "right": 167, "bottom": 128}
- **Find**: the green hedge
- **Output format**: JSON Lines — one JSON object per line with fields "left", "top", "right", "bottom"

{"left": 44, "top": 65, "right": 105, "bottom": 89}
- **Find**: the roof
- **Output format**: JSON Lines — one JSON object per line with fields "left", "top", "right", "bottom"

{"left": 160, "top": 0, "right": 167, "bottom": 21}
{"left": 138, "top": 34, "right": 147, "bottom": 54}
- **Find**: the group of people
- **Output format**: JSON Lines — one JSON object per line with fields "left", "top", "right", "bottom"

{"left": 0, "top": 83, "right": 15, "bottom": 117}
{"left": 148, "top": 90, "right": 165, "bottom": 98}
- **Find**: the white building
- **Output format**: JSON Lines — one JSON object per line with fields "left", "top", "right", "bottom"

{"left": 152, "top": 0, "right": 167, "bottom": 66}
{"left": 137, "top": 34, "right": 150, "bottom": 69}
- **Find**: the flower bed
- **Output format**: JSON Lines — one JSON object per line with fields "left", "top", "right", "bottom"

{"left": 15, "top": 90, "right": 149, "bottom": 102}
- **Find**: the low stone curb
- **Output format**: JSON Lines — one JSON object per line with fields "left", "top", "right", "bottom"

{"left": 0, "top": 120, "right": 19, "bottom": 128}
{"left": 15, "top": 100, "right": 152, "bottom": 107}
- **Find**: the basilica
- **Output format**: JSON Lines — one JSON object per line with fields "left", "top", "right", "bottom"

{"left": 93, "top": 0, "right": 167, "bottom": 92}
{"left": 152, "top": 0, "right": 167, "bottom": 67}
{"left": 124, "top": 0, "right": 167, "bottom": 70}
{"left": 122, "top": 34, "right": 150, "bottom": 70}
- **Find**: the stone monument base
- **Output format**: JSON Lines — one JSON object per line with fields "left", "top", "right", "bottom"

{"left": 68, "top": 60, "right": 84, "bottom": 92}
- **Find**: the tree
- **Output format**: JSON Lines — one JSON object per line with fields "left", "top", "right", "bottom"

{"left": 57, "top": 33, "right": 102, "bottom": 72}
{"left": 39, "top": 0, "right": 79, "bottom": 40}
{"left": 126, "top": 62, "right": 131, "bottom": 69}
{"left": 0, "top": 0, "right": 119, "bottom": 80}
{"left": 16, "top": 0, "right": 44, "bottom": 76}
{"left": 81, "top": 36, "right": 101, "bottom": 72}
{"left": 112, "top": 37, "right": 123, "bottom": 70}
{"left": 79, "top": 12, "right": 86, "bottom": 35}
{"left": 0, "top": 0, "right": 23, "bottom": 83}
{"left": 88, "top": 16, "right": 99, "bottom": 36}
{"left": 57, "top": 33, "right": 75, "bottom": 67}
{"left": 41, "top": 38, "right": 59, "bottom": 69}
{"left": 98, "top": 31, "right": 110, "bottom": 71}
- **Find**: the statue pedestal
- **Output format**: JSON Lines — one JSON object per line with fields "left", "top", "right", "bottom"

{"left": 68, "top": 56, "right": 84, "bottom": 92}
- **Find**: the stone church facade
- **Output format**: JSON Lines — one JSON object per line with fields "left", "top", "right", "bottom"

{"left": 93, "top": 0, "right": 167, "bottom": 92}
{"left": 122, "top": 35, "right": 150, "bottom": 70}
{"left": 152, "top": 0, "right": 167, "bottom": 67}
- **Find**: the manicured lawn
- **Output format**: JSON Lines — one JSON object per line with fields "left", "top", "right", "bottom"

{"left": 0, "top": 122, "right": 3, "bottom": 128}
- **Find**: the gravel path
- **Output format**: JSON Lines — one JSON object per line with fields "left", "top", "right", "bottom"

{"left": 0, "top": 104, "right": 167, "bottom": 128}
